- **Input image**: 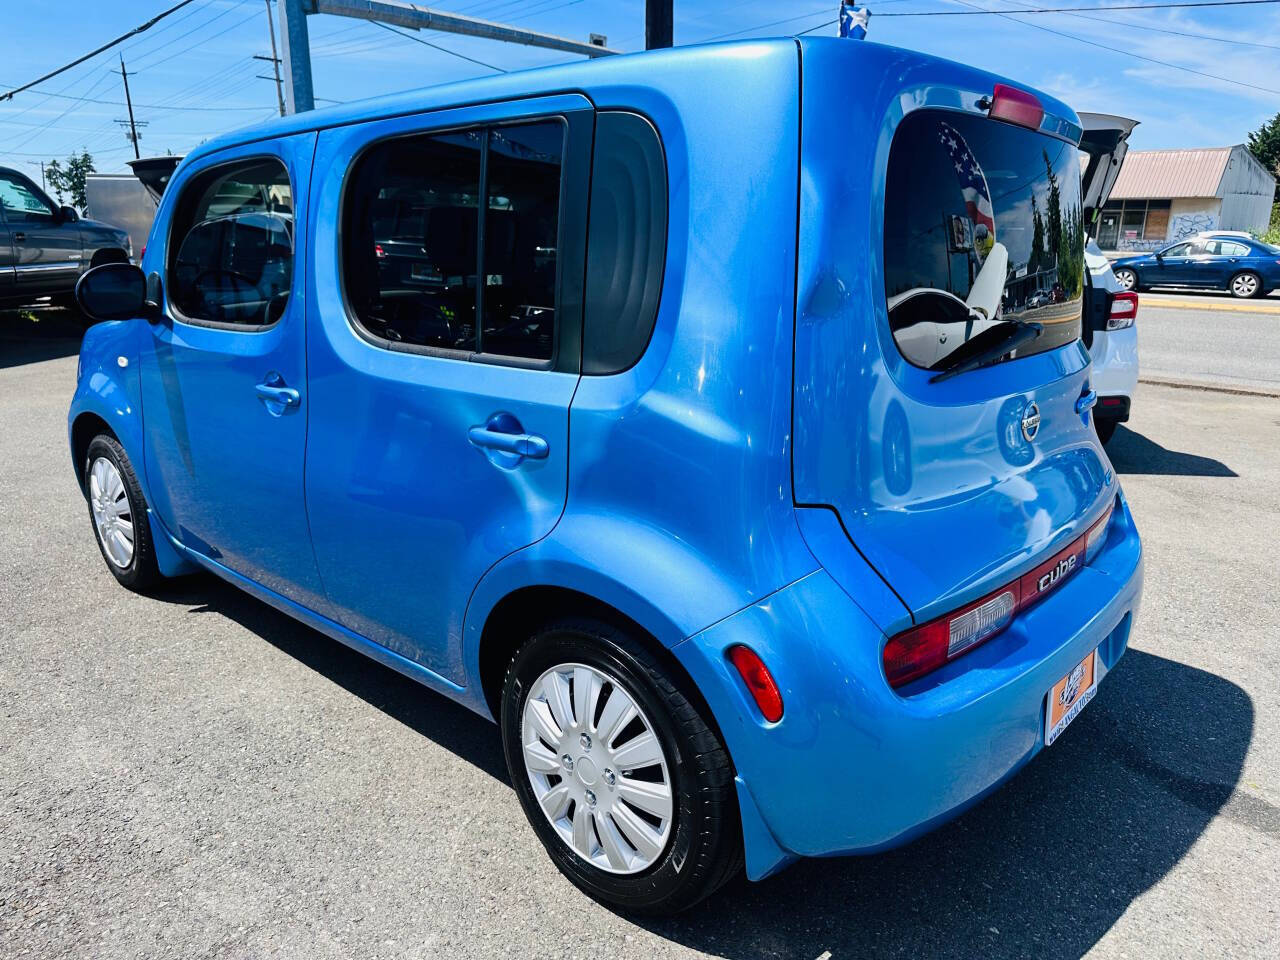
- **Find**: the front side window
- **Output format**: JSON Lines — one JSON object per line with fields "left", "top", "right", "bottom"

{"left": 884, "top": 109, "right": 1084, "bottom": 371}
{"left": 168, "top": 158, "right": 293, "bottom": 328}
{"left": 1161, "top": 241, "right": 1194, "bottom": 257}
{"left": 0, "top": 173, "right": 55, "bottom": 223}
{"left": 343, "top": 119, "right": 564, "bottom": 362}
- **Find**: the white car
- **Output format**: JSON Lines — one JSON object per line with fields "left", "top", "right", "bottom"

{"left": 1079, "top": 113, "right": 1140, "bottom": 444}
{"left": 1084, "top": 239, "right": 1138, "bottom": 443}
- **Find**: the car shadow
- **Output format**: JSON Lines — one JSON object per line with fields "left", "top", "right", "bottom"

{"left": 0, "top": 307, "right": 86, "bottom": 369}
{"left": 1106, "top": 424, "right": 1237, "bottom": 477}
{"left": 154, "top": 574, "right": 511, "bottom": 784}
{"left": 150, "top": 577, "right": 1257, "bottom": 960}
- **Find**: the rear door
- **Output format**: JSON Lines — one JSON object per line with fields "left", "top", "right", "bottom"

{"left": 794, "top": 78, "right": 1117, "bottom": 625}
{"left": 303, "top": 97, "right": 591, "bottom": 681}
{"left": 0, "top": 205, "right": 14, "bottom": 296}
{"left": 1078, "top": 113, "right": 1137, "bottom": 234}
{"left": 1196, "top": 238, "right": 1250, "bottom": 286}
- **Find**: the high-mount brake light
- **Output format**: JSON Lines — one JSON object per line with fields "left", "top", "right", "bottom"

{"left": 883, "top": 500, "right": 1118, "bottom": 689}
{"left": 987, "top": 83, "right": 1045, "bottom": 131}
{"left": 1108, "top": 291, "right": 1138, "bottom": 329}
{"left": 727, "top": 645, "right": 783, "bottom": 723}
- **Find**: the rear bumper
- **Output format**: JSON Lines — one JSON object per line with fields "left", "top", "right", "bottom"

{"left": 675, "top": 495, "right": 1143, "bottom": 877}
{"left": 1091, "top": 326, "right": 1138, "bottom": 406}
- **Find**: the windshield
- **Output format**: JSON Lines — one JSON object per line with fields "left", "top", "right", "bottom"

{"left": 884, "top": 109, "right": 1084, "bottom": 371}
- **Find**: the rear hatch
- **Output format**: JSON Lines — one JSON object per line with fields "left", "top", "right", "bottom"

{"left": 793, "top": 43, "right": 1119, "bottom": 645}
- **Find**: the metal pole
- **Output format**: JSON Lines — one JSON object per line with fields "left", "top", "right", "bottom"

{"left": 646, "top": 0, "right": 673, "bottom": 49}
{"left": 278, "top": 0, "right": 315, "bottom": 114}
{"left": 264, "top": 0, "right": 287, "bottom": 116}
{"left": 28, "top": 160, "right": 45, "bottom": 191}
{"left": 119, "top": 54, "right": 141, "bottom": 160}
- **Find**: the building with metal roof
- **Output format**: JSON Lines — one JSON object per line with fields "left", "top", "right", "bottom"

{"left": 1097, "top": 145, "right": 1275, "bottom": 252}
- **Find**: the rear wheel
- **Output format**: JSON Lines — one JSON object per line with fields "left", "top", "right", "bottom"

{"left": 1229, "top": 271, "right": 1262, "bottom": 299}
{"left": 500, "top": 619, "right": 741, "bottom": 915}
{"left": 1114, "top": 268, "right": 1137, "bottom": 292}
{"left": 84, "top": 435, "right": 161, "bottom": 591}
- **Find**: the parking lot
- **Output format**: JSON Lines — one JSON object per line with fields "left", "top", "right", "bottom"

{"left": 2, "top": 301, "right": 1279, "bottom": 959}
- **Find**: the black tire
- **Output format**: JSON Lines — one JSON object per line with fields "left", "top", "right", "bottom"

{"left": 1095, "top": 418, "right": 1118, "bottom": 445}
{"left": 83, "top": 434, "right": 161, "bottom": 591}
{"left": 500, "top": 619, "right": 742, "bottom": 915}
{"left": 1229, "top": 270, "right": 1263, "bottom": 299}
{"left": 1114, "top": 268, "right": 1137, "bottom": 292}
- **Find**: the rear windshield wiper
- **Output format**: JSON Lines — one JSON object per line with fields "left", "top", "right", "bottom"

{"left": 928, "top": 319, "right": 1043, "bottom": 383}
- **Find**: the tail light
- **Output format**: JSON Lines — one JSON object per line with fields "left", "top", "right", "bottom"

{"left": 727, "top": 645, "right": 783, "bottom": 722}
{"left": 1108, "top": 291, "right": 1138, "bottom": 330}
{"left": 987, "top": 83, "right": 1045, "bottom": 131}
{"left": 374, "top": 243, "right": 387, "bottom": 259}
{"left": 883, "top": 500, "right": 1116, "bottom": 689}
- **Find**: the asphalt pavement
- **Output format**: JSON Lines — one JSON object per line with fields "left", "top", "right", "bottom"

{"left": 1134, "top": 291, "right": 1280, "bottom": 393}
{"left": 2, "top": 310, "right": 1278, "bottom": 959}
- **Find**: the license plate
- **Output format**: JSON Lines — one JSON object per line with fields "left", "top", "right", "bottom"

{"left": 1044, "top": 649, "right": 1098, "bottom": 746}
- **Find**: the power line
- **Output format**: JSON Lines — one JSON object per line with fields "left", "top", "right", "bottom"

{"left": 1, "top": 0, "right": 201, "bottom": 102}
{"left": 952, "top": 0, "right": 1280, "bottom": 95}
{"left": 877, "top": 0, "right": 1280, "bottom": 13}
{"left": 994, "top": 0, "right": 1280, "bottom": 51}
{"left": 370, "top": 20, "right": 509, "bottom": 73}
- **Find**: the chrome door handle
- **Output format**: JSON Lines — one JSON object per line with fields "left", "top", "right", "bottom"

{"left": 1076, "top": 389, "right": 1098, "bottom": 415}
{"left": 467, "top": 426, "right": 549, "bottom": 459}
{"left": 256, "top": 383, "right": 300, "bottom": 406}
{"left": 255, "top": 372, "right": 300, "bottom": 414}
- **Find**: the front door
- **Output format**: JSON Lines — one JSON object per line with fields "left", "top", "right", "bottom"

{"left": 138, "top": 134, "right": 325, "bottom": 607}
{"left": 303, "top": 97, "right": 591, "bottom": 681}
{"left": 1152, "top": 240, "right": 1198, "bottom": 285}
{"left": 0, "top": 170, "right": 82, "bottom": 293}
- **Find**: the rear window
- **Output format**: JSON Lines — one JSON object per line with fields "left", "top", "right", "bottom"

{"left": 884, "top": 109, "right": 1084, "bottom": 371}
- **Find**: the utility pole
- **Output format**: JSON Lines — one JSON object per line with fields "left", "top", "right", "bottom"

{"left": 278, "top": 0, "right": 618, "bottom": 115}
{"left": 27, "top": 160, "right": 45, "bottom": 191}
{"left": 117, "top": 54, "right": 141, "bottom": 160}
{"left": 646, "top": 0, "right": 673, "bottom": 50}
{"left": 259, "top": 0, "right": 286, "bottom": 116}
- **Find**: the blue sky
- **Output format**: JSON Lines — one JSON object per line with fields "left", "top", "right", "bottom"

{"left": 2, "top": 0, "right": 1278, "bottom": 178}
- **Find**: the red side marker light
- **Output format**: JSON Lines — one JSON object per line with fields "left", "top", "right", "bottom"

{"left": 988, "top": 83, "right": 1045, "bottom": 131}
{"left": 727, "top": 645, "right": 783, "bottom": 722}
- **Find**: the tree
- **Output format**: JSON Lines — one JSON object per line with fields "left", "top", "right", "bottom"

{"left": 1246, "top": 112, "right": 1280, "bottom": 202}
{"left": 44, "top": 149, "right": 95, "bottom": 212}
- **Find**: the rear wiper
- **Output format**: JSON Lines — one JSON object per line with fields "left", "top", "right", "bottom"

{"left": 928, "top": 319, "right": 1043, "bottom": 383}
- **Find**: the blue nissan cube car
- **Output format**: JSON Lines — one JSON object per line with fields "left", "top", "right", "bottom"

{"left": 69, "top": 38, "right": 1142, "bottom": 915}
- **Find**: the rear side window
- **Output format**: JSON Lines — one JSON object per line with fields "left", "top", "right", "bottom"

{"left": 342, "top": 120, "right": 565, "bottom": 362}
{"left": 168, "top": 158, "right": 293, "bottom": 328}
{"left": 1206, "top": 240, "right": 1250, "bottom": 257}
{"left": 884, "top": 110, "right": 1084, "bottom": 371}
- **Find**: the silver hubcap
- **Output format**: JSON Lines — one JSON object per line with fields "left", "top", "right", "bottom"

{"left": 1232, "top": 274, "right": 1257, "bottom": 297}
{"left": 1117, "top": 270, "right": 1135, "bottom": 290}
{"left": 521, "top": 662, "right": 673, "bottom": 874}
{"left": 88, "top": 457, "right": 134, "bottom": 569}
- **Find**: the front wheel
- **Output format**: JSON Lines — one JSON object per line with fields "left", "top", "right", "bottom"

{"left": 1113, "top": 267, "right": 1137, "bottom": 292}
{"left": 84, "top": 435, "right": 161, "bottom": 591}
{"left": 1229, "top": 271, "right": 1262, "bottom": 299}
{"left": 501, "top": 620, "right": 742, "bottom": 915}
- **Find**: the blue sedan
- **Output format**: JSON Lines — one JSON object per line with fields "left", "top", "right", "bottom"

{"left": 1111, "top": 233, "right": 1280, "bottom": 298}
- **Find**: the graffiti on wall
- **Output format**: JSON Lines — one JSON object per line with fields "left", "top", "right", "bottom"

{"left": 1114, "top": 211, "right": 1219, "bottom": 250}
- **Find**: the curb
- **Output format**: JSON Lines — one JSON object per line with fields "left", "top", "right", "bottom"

{"left": 1139, "top": 376, "right": 1280, "bottom": 399}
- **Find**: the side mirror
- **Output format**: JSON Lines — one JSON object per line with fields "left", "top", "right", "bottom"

{"left": 59, "top": 205, "right": 80, "bottom": 222}
{"left": 75, "top": 262, "right": 148, "bottom": 322}
{"left": 1155, "top": 252, "right": 1164, "bottom": 261}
